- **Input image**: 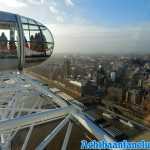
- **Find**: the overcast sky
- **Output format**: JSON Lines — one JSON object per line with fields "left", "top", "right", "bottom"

{"left": 0, "top": 0, "right": 150, "bottom": 54}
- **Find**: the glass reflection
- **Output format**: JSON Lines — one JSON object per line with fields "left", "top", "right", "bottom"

{"left": 21, "top": 16, "right": 54, "bottom": 60}
{"left": 0, "top": 23, "right": 18, "bottom": 58}
{"left": 0, "top": 22, "right": 18, "bottom": 70}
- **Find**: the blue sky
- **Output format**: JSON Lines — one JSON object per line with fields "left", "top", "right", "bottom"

{"left": 0, "top": 0, "right": 150, "bottom": 54}
{"left": 1, "top": 0, "right": 149, "bottom": 26}
{"left": 42, "top": 0, "right": 150, "bottom": 26}
{"left": 74, "top": 0, "right": 150, "bottom": 26}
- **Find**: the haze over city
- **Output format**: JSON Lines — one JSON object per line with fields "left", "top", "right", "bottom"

{"left": 0, "top": 0, "right": 150, "bottom": 54}
{"left": 0, "top": 1, "right": 149, "bottom": 149}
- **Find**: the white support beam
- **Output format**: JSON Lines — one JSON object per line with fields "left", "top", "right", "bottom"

{"left": 22, "top": 74, "right": 68, "bottom": 107}
{"left": 61, "top": 121, "right": 73, "bottom": 150}
{"left": 1, "top": 107, "right": 48, "bottom": 115}
{"left": 6, "top": 103, "right": 25, "bottom": 143}
{"left": 0, "top": 87, "right": 26, "bottom": 93}
{"left": 3, "top": 93, "right": 18, "bottom": 119}
{"left": 1, "top": 134, "right": 5, "bottom": 144}
{"left": 16, "top": 102, "right": 24, "bottom": 118}
{"left": 36, "top": 115, "right": 70, "bottom": 150}
{"left": 0, "top": 106, "right": 72, "bottom": 133}
{"left": 21, "top": 125, "right": 34, "bottom": 150}
{"left": 72, "top": 112, "right": 114, "bottom": 141}
{"left": 9, "top": 96, "right": 19, "bottom": 119}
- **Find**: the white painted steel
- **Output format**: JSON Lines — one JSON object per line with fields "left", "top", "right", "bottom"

{"left": 72, "top": 112, "right": 114, "bottom": 141}
{"left": 61, "top": 121, "right": 73, "bottom": 150}
{"left": 0, "top": 107, "right": 72, "bottom": 133}
{"left": 36, "top": 115, "right": 70, "bottom": 150}
{"left": 21, "top": 125, "right": 34, "bottom": 150}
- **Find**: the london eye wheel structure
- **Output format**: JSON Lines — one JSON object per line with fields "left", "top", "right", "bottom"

{"left": 0, "top": 11, "right": 113, "bottom": 150}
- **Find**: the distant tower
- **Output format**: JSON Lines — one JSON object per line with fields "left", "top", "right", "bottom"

{"left": 138, "top": 79, "right": 143, "bottom": 88}
{"left": 88, "top": 73, "right": 92, "bottom": 80}
{"left": 110, "top": 71, "right": 116, "bottom": 82}
{"left": 96, "top": 64, "right": 106, "bottom": 87}
{"left": 64, "top": 57, "right": 71, "bottom": 79}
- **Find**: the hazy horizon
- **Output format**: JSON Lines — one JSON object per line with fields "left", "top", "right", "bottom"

{"left": 0, "top": 0, "right": 150, "bottom": 54}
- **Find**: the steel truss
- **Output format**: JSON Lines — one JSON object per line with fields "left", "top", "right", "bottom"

{"left": 0, "top": 71, "right": 113, "bottom": 150}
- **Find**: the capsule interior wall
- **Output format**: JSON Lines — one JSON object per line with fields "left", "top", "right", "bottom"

{"left": 0, "top": 11, "right": 54, "bottom": 70}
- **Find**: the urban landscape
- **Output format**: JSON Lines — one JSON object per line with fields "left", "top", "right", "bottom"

{"left": 28, "top": 52, "right": 150, "bottom": 142}
{"left": 0, "top": 0, "right": 149, "bottom": 149}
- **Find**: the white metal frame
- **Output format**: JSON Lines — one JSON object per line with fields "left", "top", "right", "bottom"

{"left": 0, "top": 72, "right": 114, "bottom": 150}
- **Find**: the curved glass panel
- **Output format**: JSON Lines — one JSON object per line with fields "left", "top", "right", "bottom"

{"left": 21, "top": 16, "right": 54, "bottom": 64}
{"left": 21, "top": 16, "right": 28, "bottom": 24}
{"left": 28, "top": 18, "right": 36, "bottom": 25}
{"left": 40, "top": 26, "right": 54, "bottom": 56}
{"left": 36, "top": 21, "right": 44, "bottom": 26}
{"left": 0, "top": 22, "right": 19, "bottom": 70}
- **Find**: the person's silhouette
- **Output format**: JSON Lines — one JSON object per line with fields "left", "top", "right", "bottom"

{"left": 0, "top": 32, "right": 8, "bottom": 50}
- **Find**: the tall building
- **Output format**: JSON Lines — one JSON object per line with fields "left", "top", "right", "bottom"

{"left": 96, "top": 64, "right": 106, "bottom": 87}
{"left": 110, "top": 71, "right": 116, "bottom": 82}
{"left": 64, "top": 57, "right": 71, "bottom": 79}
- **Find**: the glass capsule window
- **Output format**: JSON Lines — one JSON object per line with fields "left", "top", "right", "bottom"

{"left": 21, "top": 16, "right": 54, "bottom": 60}
{"left": 0, "top": 22, "right": 18, "bottom": 58}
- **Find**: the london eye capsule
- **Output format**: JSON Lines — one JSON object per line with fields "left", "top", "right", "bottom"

{"left": 0, "top": 11, "right": 54, "bottom": 70}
